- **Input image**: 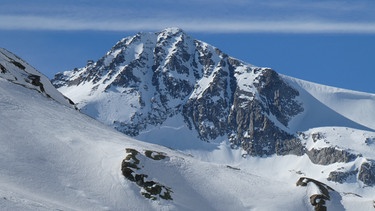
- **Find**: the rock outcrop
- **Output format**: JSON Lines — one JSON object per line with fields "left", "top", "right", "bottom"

{"left": 121, "top": 148, "right": 173, "bottom": 200}
{"left": 327, "top": 169, "right": 358, "bottom": 184}
{"left": 307, "top": 147, "right": 358, "bottom": 165}
{"left": 358, "top": 159, "right": 375, "bottom": 186}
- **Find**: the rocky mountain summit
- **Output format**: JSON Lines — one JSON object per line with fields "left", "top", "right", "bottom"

{"left": 52, "top": 28, "right": 375, "bottom": 187}
{"left": 52, "top": 28, "right": 304, "bottom": 155}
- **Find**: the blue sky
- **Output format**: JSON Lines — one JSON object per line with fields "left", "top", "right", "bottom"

{"left": 1, "top": 0, "right": 375, "bottom": 93}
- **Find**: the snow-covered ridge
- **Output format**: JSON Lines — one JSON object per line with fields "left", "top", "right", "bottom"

{"left": 0, "top": 48, "right": 75, "bottom": 108}
{"left": 282, "top": 75, "right": 375, "bottom": 132}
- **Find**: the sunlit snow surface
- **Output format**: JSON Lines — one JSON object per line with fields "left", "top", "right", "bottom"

{"left": 282, "top": 75, "right": 375, "bottom": 132}
{"left": 1, "top": 77, "right": 375, "bottom": 210}
{"left": 3, "top": 29, "right": 375, "bottom": 209}
{"left": 1, "top": 78, "right": 304, "bottom": 210}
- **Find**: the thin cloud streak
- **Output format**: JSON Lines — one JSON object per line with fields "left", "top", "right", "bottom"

{"left": 1, "top": 15, "right": 375, "bottom": 34}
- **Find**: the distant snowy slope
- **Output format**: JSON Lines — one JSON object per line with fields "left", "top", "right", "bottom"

{"left": 277, "top": 75, "right": 375, "bottom": 133}
{"left": 283, "top": 75, "right": 375, "bottom": 131}
{"left": 0, "top": 48, "right": 74, "bottom": 108}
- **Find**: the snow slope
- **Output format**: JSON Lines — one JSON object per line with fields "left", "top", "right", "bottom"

{"left": 1, "top": 75, "right": 375, "bottom": 210}
{"left": 0, "top": 48, "right": 74, "bottom": 108}
{"left": 283, "top": 75, "right": 375, "bottom": 132}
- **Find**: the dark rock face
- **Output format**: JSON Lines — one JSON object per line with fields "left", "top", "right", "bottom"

{"left": 306, "top": 147, "right": 358, "bottom": 165}
{"left": 27, "top": 74, "right": 45, "bottom": 93}
{"left": 182, "top": 67, "right": 305, "bottom": 156}
{"left": 358, "top": 160, "right": 375, "bottom": 186}
{"left": 121, "top": 148, "right": 173, "bottom": 200}
{"left": 276, "top": 138, "right": 305, "bottom": 156}
{"left": 182, "top": 54, "right": 235, "bottom": 141}
{"left": 312, "top": 132, "right": 325, "bottom": 142}
{"left": 10, "top": 60, "right": 25, "bottom": 70}
{"left": 326, "top": 158, "right": 375, "bottom": 186}
{"left": 0, "top": 63, "right": 7, "bottom": 73}
{"left": 254, "top": 69, "right": 303, "bottom": 126}
{"left": 327, "top": 169, "right": 358, "bottom": 183}
{"left": 226, "top": 68, "right": 304, "bottom": 156}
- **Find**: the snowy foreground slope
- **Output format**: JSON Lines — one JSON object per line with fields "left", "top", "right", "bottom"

{"left": 3, "top": 76, "right": 375, "bottom": 210}
{"left": 2, "top": 77, "right": 375, "bottom": 210}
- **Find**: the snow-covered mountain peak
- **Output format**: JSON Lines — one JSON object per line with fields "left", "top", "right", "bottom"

{"left": 160, "top": 27, "right": 184, "bottom": 35}
{"left": 52, "top": 29, "right": 291, "bottom": 149}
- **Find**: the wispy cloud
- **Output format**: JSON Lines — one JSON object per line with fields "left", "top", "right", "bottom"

{"left": 1, "top": 0, "right": 375, "bottom": 33}
{"left": 1, "top": 15, "right": 375, "bottom": 34}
